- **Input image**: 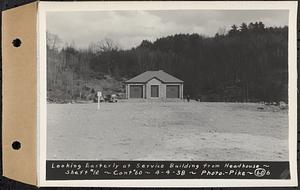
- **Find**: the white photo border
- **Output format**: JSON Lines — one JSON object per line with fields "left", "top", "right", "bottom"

{"left": 37, "top": 1, "right": 298, "bottom": 187}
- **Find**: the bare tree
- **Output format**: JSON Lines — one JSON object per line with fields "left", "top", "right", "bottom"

{"left": 46, "top": 31, "right": 62, "bottom": 50}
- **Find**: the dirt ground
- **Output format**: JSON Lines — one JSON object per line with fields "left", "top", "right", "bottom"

{"left": 47, "top": 101, "right": 288, "bottom": 161}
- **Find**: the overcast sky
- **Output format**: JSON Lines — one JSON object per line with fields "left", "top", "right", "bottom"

{"left": 47, "top": 10, "right": 288, "bottom": 50}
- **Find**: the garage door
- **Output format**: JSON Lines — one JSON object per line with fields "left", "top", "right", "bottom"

{"left": 166, "top": 85, "right": 179, "bottom": 98}
{"left": 130, "top": 85, "right": 143, "bottom": 98}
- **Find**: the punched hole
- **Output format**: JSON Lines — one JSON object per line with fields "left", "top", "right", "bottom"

{"left": 12, "top": 38, "right": 22, "bottom": 47}
{"left": 12, "top": 141, "right": 21, "bottom": 150}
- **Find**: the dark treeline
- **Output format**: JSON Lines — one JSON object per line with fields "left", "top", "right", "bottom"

{"left": 47, "top": 22, "right": 288, "bottom": 102}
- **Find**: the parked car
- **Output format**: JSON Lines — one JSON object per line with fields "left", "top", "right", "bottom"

{"left": 105, "top": 94, "right": 118, "bottom": 103}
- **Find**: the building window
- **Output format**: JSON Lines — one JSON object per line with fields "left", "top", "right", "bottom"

{"left": 151, "top": 85, "right": 159, "bottom": 97}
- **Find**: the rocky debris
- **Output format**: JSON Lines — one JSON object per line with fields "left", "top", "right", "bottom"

{"left": 256, "top": 101, "right": 288, "bottom": 112}
{"left": 279, "top": 101, "right": 288, "bottom": 110}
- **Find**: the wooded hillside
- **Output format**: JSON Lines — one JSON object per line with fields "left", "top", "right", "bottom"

{"left": 47, "top": 22, "right": 288, "bottom": 102}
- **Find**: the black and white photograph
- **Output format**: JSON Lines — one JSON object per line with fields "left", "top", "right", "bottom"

{"left": 46, "top": 8, "right": 290, "bottom": 160}
{"left": 38, "top": 1, "right": 297, "bottom": 187}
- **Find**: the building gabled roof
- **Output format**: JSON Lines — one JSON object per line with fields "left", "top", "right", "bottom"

{"left": 125, "top": 70, "right": 183, "bottom": 83}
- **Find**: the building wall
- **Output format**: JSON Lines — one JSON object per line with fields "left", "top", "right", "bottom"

{"left": 180, "top": 83, "right": 184, "bottom": 99}
{"left": 145, "top": 78, "right": 166, "bottom": 99}
{"left": 126, "top": 80, "right": 184, "bottom": 99}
